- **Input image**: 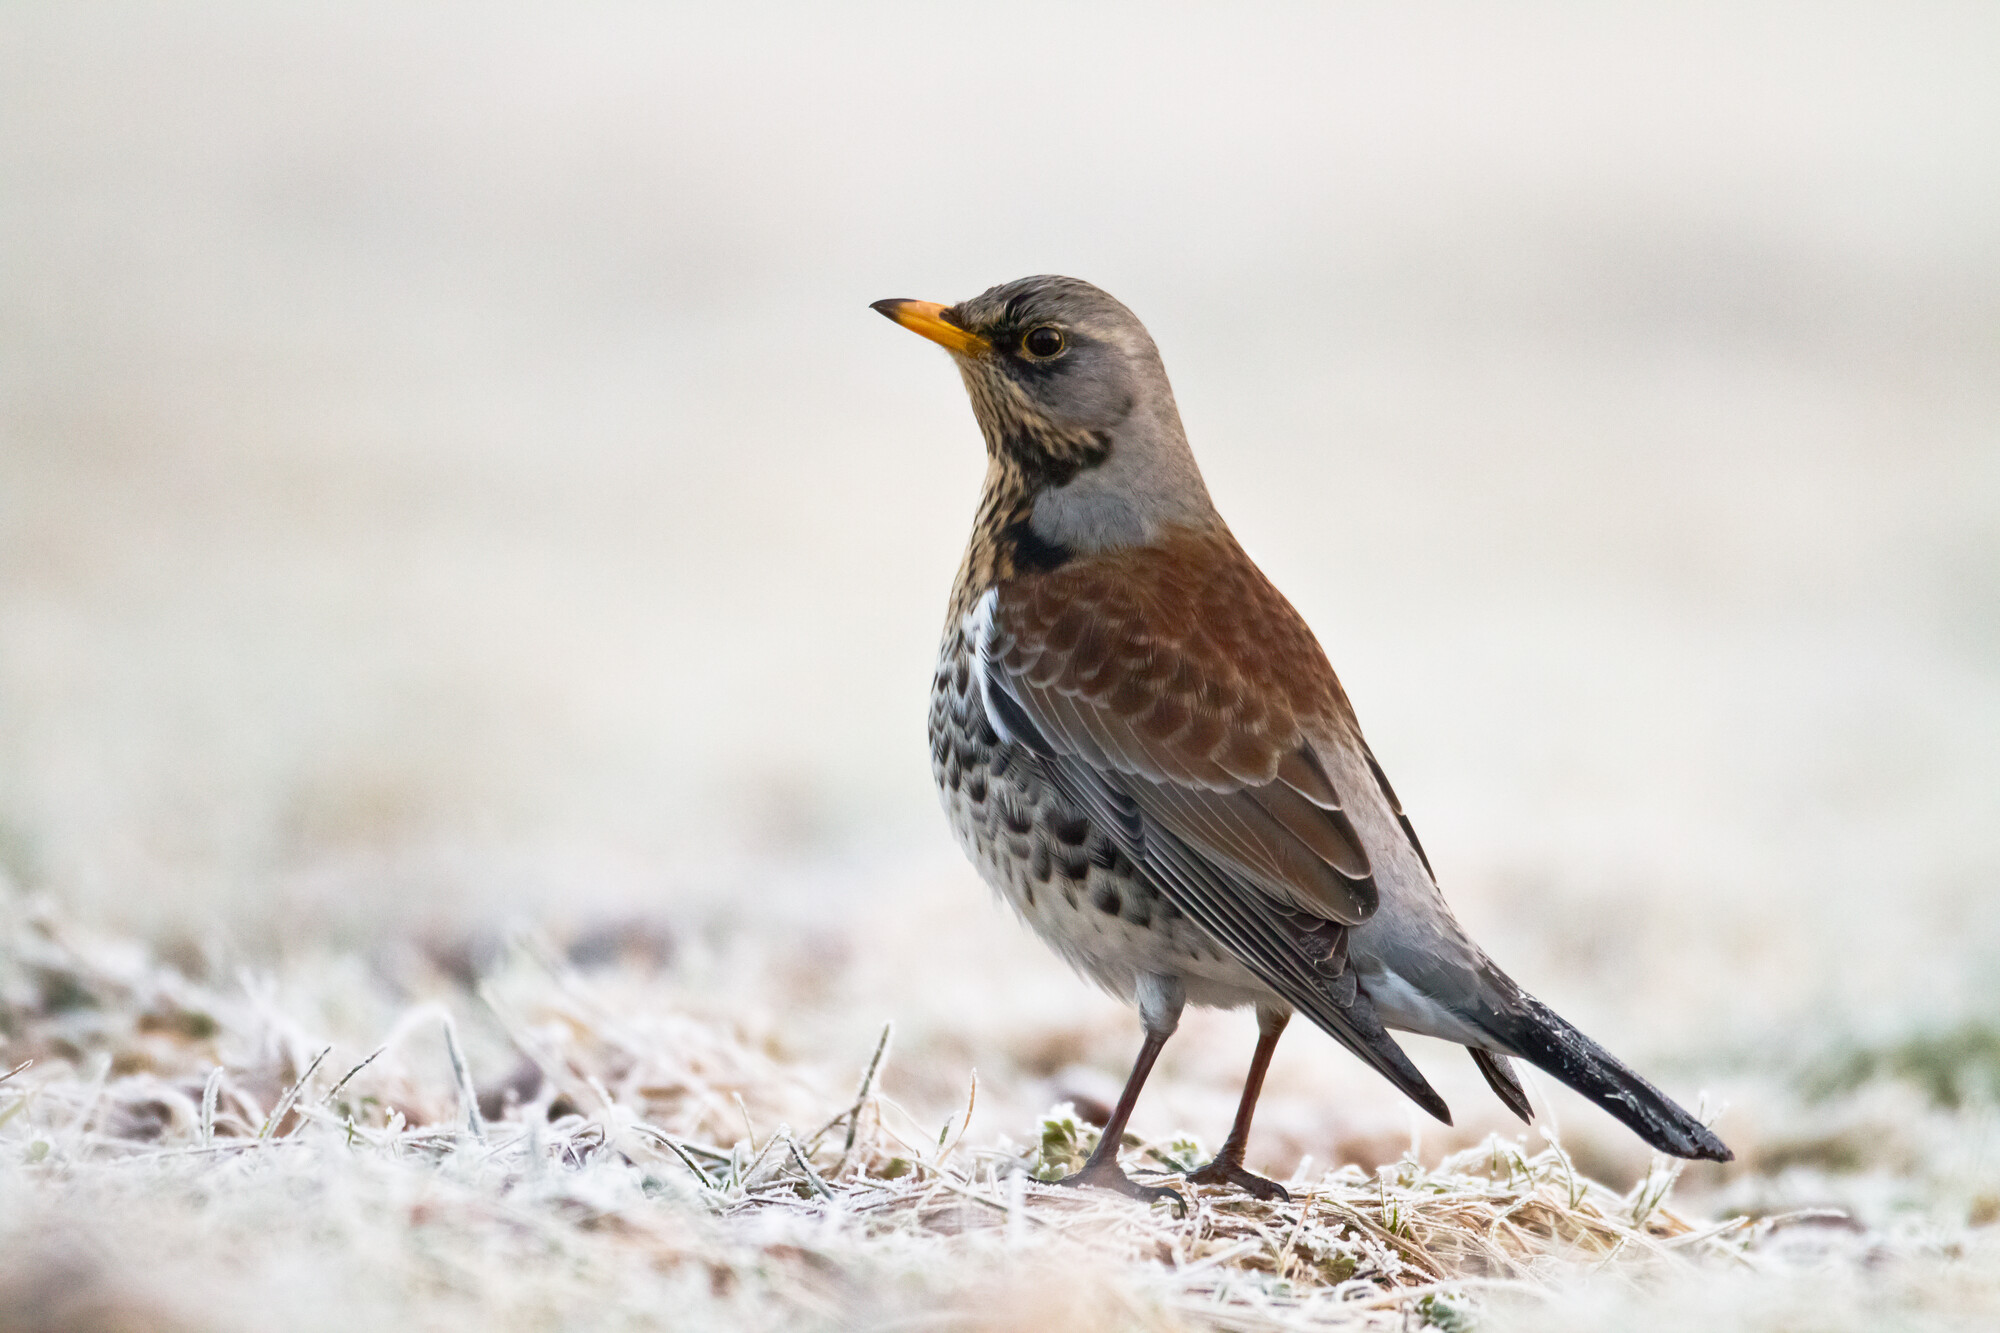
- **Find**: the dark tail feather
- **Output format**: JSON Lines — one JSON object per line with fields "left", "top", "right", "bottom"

{"left": 1468, "top": 1047, "right": 1533, "bottom": 1124}
{"left": 1498, "top": 997, "right": 1731, "bottom": 1162}
{"left": 1296, "top": 980, "right": 1455, "bottom": 1127}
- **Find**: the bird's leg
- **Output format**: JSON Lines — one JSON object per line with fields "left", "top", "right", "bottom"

{"left": 1057, "top": 1027, "right": 1182, "bottom": 1207}
{"left": 1058, "top": 976, "right": 1184, "bottom": 1209}
{"left": 1188, "top": 1005, "right": 1292, "bottom": 1201}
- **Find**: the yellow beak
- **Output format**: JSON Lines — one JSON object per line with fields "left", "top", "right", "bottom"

{"left": 869, "top": 298, "right": 991, "bottom": 357}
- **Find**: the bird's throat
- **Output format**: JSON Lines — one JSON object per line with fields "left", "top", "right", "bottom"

{"left": 949, "top": 460, "right": 1071, "bottom": 620}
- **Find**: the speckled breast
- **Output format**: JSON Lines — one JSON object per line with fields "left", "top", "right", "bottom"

{"left": 927, "top": 626, "right": 1239, "bottom": 1003}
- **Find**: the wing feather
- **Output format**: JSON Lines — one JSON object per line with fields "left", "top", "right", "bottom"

{"left": 979, "top": 534, "right": 1380, "bottom": 924}
{"left": 966, "top": 529, "right": 1453, "bottom": 1125}
{"left": 1022, "top": 746, "right": 1448, "bottom": 1121}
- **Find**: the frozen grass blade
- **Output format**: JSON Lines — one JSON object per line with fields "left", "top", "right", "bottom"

{"left": 785, "top": 1133, "right": 835, "bottom": 1201}
{"left": 59, "top": 1052, "right": 112, "bottom": 1159}
{"left": 260, "top": 1045, "right": 331, "bottom": 1140}
{"left": 439, "top": 1015, "right": 485, "bottom": 1144}
{"left": 199, "top": 1066, "right": 222, "bottom": 1148}
{"left": 812, "top": 1021, "right": 893, "bottom": 1168}
{"left": 320, "top": 1045, "right": 386, "bottom": 1107}
{"left": 936, "top": 1069, "right": 976, "bottom": 1167}
{"left": 734, "top": 1126, "right": 786, "bottom": 1193}
{"left": 633, "top": 1125, "right": 721, "bottom": 1191}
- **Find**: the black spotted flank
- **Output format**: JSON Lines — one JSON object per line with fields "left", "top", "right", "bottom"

{"left": 999, "top": 797, "right": 1034, "bottom": 837}
{"left": 1050, "top": 811, "right": 1091, "bottom": 847}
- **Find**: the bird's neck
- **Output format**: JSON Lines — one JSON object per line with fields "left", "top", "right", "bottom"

{"left": 946, "top": 453, "right": 1230, "bottom": 633}
{"left": 947, "top": 456, "right": 1045, "bottom": 625}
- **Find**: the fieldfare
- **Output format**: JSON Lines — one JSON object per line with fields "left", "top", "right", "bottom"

{"left": 873, "top": 276, "right": 1730, "bottom": 1204}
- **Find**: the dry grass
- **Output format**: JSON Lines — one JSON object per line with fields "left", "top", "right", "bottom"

{"left": 5, "top": 889, "right": 1945, "bottom": 1333}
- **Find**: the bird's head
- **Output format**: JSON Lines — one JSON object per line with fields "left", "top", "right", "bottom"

{"left": 872, "top": 275, "right": 1216, "bottom": 555}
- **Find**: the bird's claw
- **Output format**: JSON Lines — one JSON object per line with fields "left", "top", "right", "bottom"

{"left": 1055, "top": 1159, "right": 1186, "bottom": 1213}
{"left": 1187, "top": 1155, "right": 1291, "bottom": 1202}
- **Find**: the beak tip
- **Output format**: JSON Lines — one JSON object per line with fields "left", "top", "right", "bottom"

{"left": 871, "top": 296, "right": 988, "bottom": 356}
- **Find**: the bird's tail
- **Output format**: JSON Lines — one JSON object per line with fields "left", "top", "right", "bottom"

{"left": 1493, "top": 996, "right": 1731, "bottom": 1162}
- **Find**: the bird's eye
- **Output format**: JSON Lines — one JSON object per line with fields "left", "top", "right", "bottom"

{"left": 1022, "top": 326, "right": 1066, "bottom": 359}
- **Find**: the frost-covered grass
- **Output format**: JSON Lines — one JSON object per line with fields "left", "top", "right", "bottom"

{"left": 5, "top": 895, "right": 1996, "bottom": 1332}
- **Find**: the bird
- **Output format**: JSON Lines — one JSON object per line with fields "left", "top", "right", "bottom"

{"left": 871, "top": 275, "right": 1730, "bottom": 1205}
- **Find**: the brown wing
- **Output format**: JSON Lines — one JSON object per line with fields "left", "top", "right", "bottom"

{"left": 977, "top": 526, "right": 1378, "bottom": 925}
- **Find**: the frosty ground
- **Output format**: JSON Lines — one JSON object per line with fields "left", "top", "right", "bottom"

{"left": 4, "top": 890, "right": 1998, "bottom": 1331}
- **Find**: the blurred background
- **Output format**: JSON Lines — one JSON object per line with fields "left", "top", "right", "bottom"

{"left": 3, "top": 1, "right": 1997, "bottom": 1195}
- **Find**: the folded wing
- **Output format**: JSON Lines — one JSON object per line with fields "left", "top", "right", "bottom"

{"left": 970, "top": 531, "right": 1450, "bottom": 1121}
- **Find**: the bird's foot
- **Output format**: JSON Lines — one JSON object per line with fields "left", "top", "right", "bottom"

{"left": 1056, "top": 1157, "right": 1185, "bottom": 1212}
{"left": 1187, "top": 1154, "right": 1290, "bottom": 1202}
